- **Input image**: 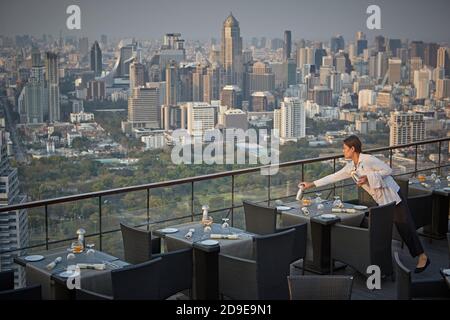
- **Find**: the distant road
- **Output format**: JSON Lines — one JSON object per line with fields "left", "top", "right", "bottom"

{"left": 0, "top": 96, "right": 28, "bottom": 163}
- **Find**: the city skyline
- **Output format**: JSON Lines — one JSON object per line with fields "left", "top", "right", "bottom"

{"left": 1, "top": 0, "right": 450, "bottom": 43}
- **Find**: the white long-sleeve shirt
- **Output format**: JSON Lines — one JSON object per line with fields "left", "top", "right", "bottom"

{"left": 314, "top": 153, "right": 401, "bottom": 206}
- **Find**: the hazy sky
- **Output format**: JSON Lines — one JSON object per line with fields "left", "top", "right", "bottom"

{"left": 1, "top": 0, "right": 449, "bottom": 43}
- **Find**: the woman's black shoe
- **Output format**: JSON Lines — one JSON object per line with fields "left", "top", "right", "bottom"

{"left": 414, "top": 257, "right": 430, "bottom": 273}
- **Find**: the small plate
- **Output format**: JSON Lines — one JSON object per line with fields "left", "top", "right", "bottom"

{"left": 58, "top": 270, "right": 80, "bottom": 278}
{"left": 442, "top": 187, "right": 450, "bottom": 192}
{"left": 321, "top": 214, "right": 337, "bottom": 219}
{"left": 276, "top": 206, "right": 292, "bottom": 211}
{"left": 353, "top": 205, "right": 368, "bottom": 210}
{"left": 442, "top": 269, "right": 450, "bottom": 276}
{"left": 24, "top": 255, "right": 44, "bottom": 262}
{"left": 159, "top": 228, "right": 179, "bottom": 234}
{"left": 200, "top": 239, "right": 219, "bottom": 246}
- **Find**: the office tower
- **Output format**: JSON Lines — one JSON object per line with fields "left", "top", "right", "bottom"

{"left": 375, "top": 35, "right": 385, "bottom": 53}
{"left": 348, "top": 43, "right": 356, "bottom": 61}
{"left": 356, "top": 31, "right": 365, "bottom": 41}
{"left": 388, "top": 59, "right": 402, "bottom": 84}
{"left": 221, "top": 13, "right": 243, "bottom": 86}
{"left": 330, "top": 71, "right": 342, "bottom": 94}
{"left": 31, "top": 47, "right": 41, "bottom": 67}
{"left": 160, "top": 33, "right": 185, "bottom": 81}
{"left": 45, "top": 52, "right": 60, "bottom": 122}
{"left": 436, "top": 78, "right": 450, "bottom": 99}
{"left": 377, "top": 51, "right": 389, "bottom": 80}
{"left": 0, "top": 130, "right": 28, "bottom": 288}
{"left": 319, "top": 66, "right": 333, "bottom": 87}
{"left": 389, "top": 111, "right": 425, "bottom": 146}
{"left": 86, "top": 80, "right": 106, "bottom": 101}
{"left": 410, "top": 41, "right": 425, "bottom": 60}
{"left": 355, "top": 32, "right": 367, "bottom": 57}
{"left": 192, "top": 64, "right": 208, "bottom": 102}
{"left": 273, "top": 97, "right": 305, "bottom": 144}
{"left": 165, "top": 60, "right": 179, "bottom": 106}
{"left": 248, "top": 62, "right": 275, "bottom": 93}
{"left": 358, "top": 89, "right": 376, "bottom": 110}
{"left": 186, "top": 102, "right": 217, "bottom": 139}
{"left": 116, "top": 43, "right": 134, "bottom": 78}
{"left": 128, "top": 85, "right": 161, "bottom": 129}
{"left": 251, "top": 91, "right": 275, "bottom": 112}
{"left": 220, "top": 85, "right": 242, "bottom": 109}
{"left": 387, "top": 39, "right": 402, "bottom": 57}
{"left": 376, "top": 91, "right": 393, "bottom": 109}
{"left": 90, "top": 41, "right": 102, "bottom": 77}
{"left": 178, "top": 63, "right": 194, "bottom": 102}
{"left": 424, "top": 43, "right": 438, "bottom": 68}
{"left": 130, "top": 61, "right": 145, "bottom": 90}
{"left": 100, "top": 34, "right": 107, "bottom": 47}
{"left": 322, "top": 56, "right": 333, "bottom": 68}
{"left": 218, "top": 108, "right": 248, "bottom": 130}
{"left": 335, "top": 51, "right": 351, "bottom": 74}
{"left": 368, "top": 54, "right": 377, "bottom": 78}
{"left": 306, "top": 47, "right": 315, "bottom": 66}
{"left": 313, "top": 86, "right": 332, "bottom": 106}
{"left": 79, "top": 37, "right": 89, "bottom": 57}
{"left": 414, "top": 68, "right": 432, "bottom": 100}
{"left": 203, "top": 63, "right": 221, "bottom": 103}
{"left": 314, "top": 49, "right": 327, "bottom": 70}
{"left": 23, "top": 47, "right": 47, "bottom": 123}
{"left": 330, "top": 35, "right": 345, "bottom": 54}
{"left": 409, "top": 57, "right": 423, "bottom": 83}
{"left": 283, "top": 30, "right": 292, "bottom": 61}
{"left": 437, "top": 47, "right": 450, "bottom": 77}
{"left": 297, "top": 47, "right": 307, "bottom": 68}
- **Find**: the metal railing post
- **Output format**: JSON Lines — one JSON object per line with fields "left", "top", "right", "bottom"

{"left": 99, "top": 196, "right": 102, "bottom": 251}
{"left": 414, "top": 144, "right": 418, "bottom": 175}
{"left": 231, "top": 175, "right": 235, "bottom": 227}
{"left": 45, "top": 205, "right": 49, "bottom": 250}
{"left": 267, "top": 172, "right": 271, "bottom": 206}
{"left": 333, "top": 158, "right": 336, "bottom": 198}
{"left": 438, "top": 141, "right": 442, "bottom": 175}
{"left": 146, "top": 188, "right": 150, "bottom": 230}
{"left": 191, "top": 181, "right": 194, "bottom": 222}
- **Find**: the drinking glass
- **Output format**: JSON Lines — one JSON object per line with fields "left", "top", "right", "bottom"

{"left": 314, "top": 192, "right": 322, "bottom": 204}
{"left": 221, "top": 218, "right": 230, "bottom": 233}
{"left": 333, "top": 196, "right": 343, "bottom": 208}
{"left": 430, "top": 170, "right": 437, "bottom": 181}
{"left": 302, "top": 196, "right": 312, "bottom": 207}
{"left": 202, "top": 216, "right": 213, "bottom": 233}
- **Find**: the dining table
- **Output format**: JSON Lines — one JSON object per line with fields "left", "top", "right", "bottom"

{"left": 14, "top": 247, "right": 129, "bottom": 300}
{"left": 277, "top": 199, "right": 368, "bottom": 274}
{"left": 409, "top": 176, "right": 450, "bottom": 240}
{"left": 154, "top": 221, "right": 255, "bottom": 300}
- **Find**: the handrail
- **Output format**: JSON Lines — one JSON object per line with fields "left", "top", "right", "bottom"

{"left": 0, "top": 137, "right": 447, "bottom": 213}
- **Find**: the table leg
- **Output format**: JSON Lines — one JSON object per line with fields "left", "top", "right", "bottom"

{"left": 192, "top": 246, "right": 219, "bottom": 300}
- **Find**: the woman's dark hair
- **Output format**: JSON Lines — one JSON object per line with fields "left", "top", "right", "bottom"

{"left": 343, "top": 135, "right": 362, "bottom": 153}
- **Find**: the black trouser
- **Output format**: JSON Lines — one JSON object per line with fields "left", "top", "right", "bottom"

{"left": 394, "top": 191, "right": 424, "bottom": 258}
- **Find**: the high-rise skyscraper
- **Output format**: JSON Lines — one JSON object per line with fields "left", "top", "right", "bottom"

{"left": 203, "top": 63, "right": 221, "bottom": 103}
{"left": 248, "top": 61, "right": 275, "bottom": 94}
{"left": 330, "top": 35, "right": 345, "bottom": 54}
{"left": 79, "top": 37, "right": 89, "bottom": 57}
{"left": 221, "top": 13, "right": 243, "bottom": 86}
{"left": 165, "top": 60, "right": 179, "bottom": 106}
{"left": 23, "top": 47, "right": 47, "bottom": 123}
{"left": 90, "top": 41, "right": 102, "bottom": 77}
{"left": 192, "top": 64, "right": 208, "bottom": 102}
{"left": 437, "top": 47, "right": 450, "bottom": 77}
{"left": 388, "top": 58, "right": 402, "bottom": 84}
{"left": 414, "top": 68, "right": 431, "bottom": 100}
{"left": 159, "top": 33, "right": 185, "bottom": 81}
{"left": 130, "top": 61, "right": 145, "bottom": 90}
{"left": 374, "top": 35, "right": 386, "bottom": 53}
{"left": 45, "top": 52, "right": 60, "bottom": 122}
{"left": 389, "top": 111, "right": 425, "bottom": 146}
{"left": 283, "top": 30, "right": 292, "bottom": 62}
{"left": 410, "top": 41, "right": 425, "bottom": 60}
{"left": 0, "top": 129, "right": 28, "bottom": 288}
{"left": 128, "top": 85, "right": 161, "bottom": 130}
{"left": 273, "top": 97, "right": 306, "bottom": 144}
{"left": 424, "top": 43, "right": 438, "bottom": 68}
{"left": 409, "top": 57, "right": 423, "bottom": 83}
